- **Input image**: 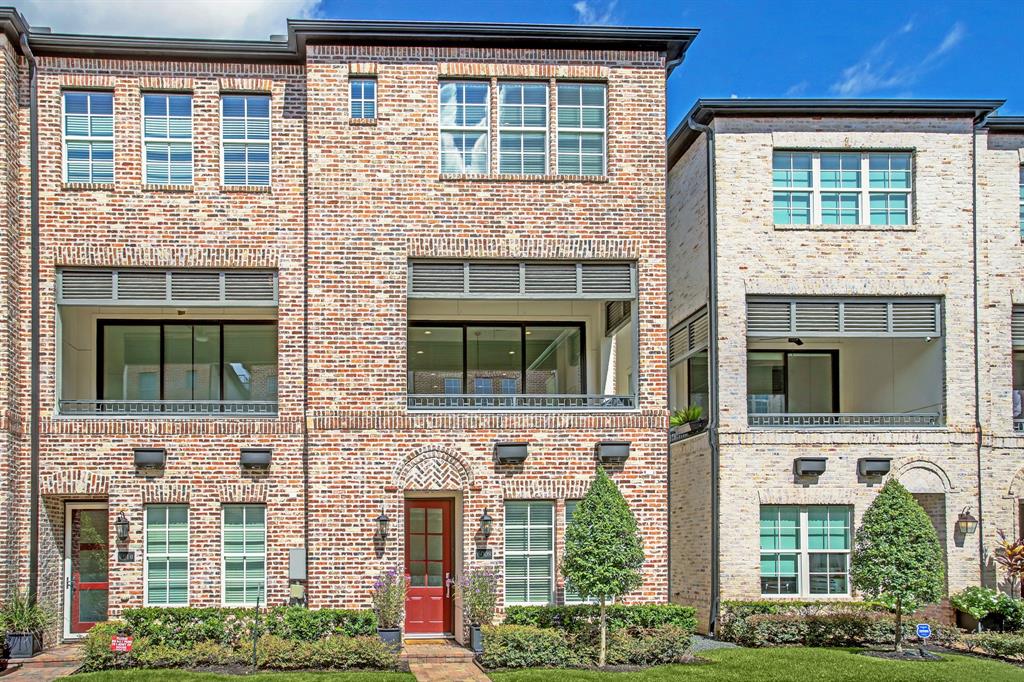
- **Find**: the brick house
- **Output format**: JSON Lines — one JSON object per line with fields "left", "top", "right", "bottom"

{"left": 665, "top": 99, "right": 1024, "bottom": 633}
{"left": 0, "top": 8, "right": 697, "bottom": 644}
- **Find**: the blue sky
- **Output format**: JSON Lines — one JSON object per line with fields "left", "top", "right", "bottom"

{"left": 20, "top": 0, "right": 1024, "bottom": 129}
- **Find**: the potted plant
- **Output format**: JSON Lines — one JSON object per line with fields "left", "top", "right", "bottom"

{"left": 451, "top": 568, "right": 499, "bottom": 654}
{"left": 670, "top": 405, "right": 707, "bottom": 436}
{"left": 1, "top": 590, "right": 53, "bottom": 659}
{"left": 372, "top": 567, "right": 405, "bottom": 649}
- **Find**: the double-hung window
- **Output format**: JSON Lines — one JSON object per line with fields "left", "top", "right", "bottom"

{"left": 221, "top": 95, "right": 270, "bottom": 186}
{"left": 773, "top": 151, "right": 912, "bottom": 226}
{"left": 556, "top": 83, "right": 606, "bottom": 176}
{"left": 222, "top": 504, "right": 266, "bottom": 606}
{"left": 498, "top": 82, "right": 547, "bottom": 175}
{"left": 504, "top": 501, "right": 554, "bottom": 604}
{"left": 350, "top": 78, "right": 376, "bottom": 119}
{"left": 142, "top": 94, "right": 193, "bottom": 185}
{"left": 63, "top": 91, "right": 114, "bottom": 184}
{"left": 439, "top": 81, "right": 489, "bottom": 174}
{"left": 145, "top": 505, "right": 189, "bottom": 606}
{"left": 760, "top": 505, "right": 851, "bottom": 597}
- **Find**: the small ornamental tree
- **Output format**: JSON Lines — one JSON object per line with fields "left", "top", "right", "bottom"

{"left": 850, "top": 479, "right": 944, "bottom": 652}
{"left": 994, "top": 530, "right": 1024, "bottom": 597}
{"left": 562, "top": 467, "right": 644, "bottom": 667}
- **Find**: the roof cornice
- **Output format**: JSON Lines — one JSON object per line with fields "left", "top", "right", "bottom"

{"left": 0, "top": 8, "right": 697, "bottom": 68}
{"left": 982, "top": 116, "right": 1024, "bottom": 132}
{"left": 668, "top": 98, "right": 1006, "bottom": 167}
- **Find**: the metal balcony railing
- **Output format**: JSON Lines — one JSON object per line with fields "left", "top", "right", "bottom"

{"left": 407, "top": 393, "right": 636, "bottom": 410}
{"left": 1014, "top": 418, "right": 1024, "bottom": 432}
{"left": 59, "top": 400, "right": 278, "bottom": 417}
{"left": 748, "top": 412, "right": 942, "bottom": 428}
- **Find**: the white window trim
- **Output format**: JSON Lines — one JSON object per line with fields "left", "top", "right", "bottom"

{"left": 219, "top": 95, "right": 273, "bottom": 187}
{"left": 437, "top": 80, "right": 491, "bottom": 175}
{"left": 221, "top": 504, "right": 267, "bottom": 607}
{"left": 62, "top": 90, "right": 114, "bottom": 184}
{"left": 773, "top": 151, "right": 914, "bottom": 226}
{"left": 497, "top": 81, "right": 549, "bottom": 176}
{"left": 143, "top": 504, "right": 190, "bottom": 607}
{"left": 141, "top": 93, "right": 194, "bottom": 186}
{"left": 555, "top": 82, "right": 607, "bottom": 177}
{"left": 349, "top": 77, "right": 377, "bottom": 119}
{"left": 504, "top": 500, "right": 554, "bottom": 606}
{"left": 760, "top": 505, "right": 852, "bottom": 599}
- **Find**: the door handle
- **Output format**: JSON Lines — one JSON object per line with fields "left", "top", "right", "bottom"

{"left": 445, "top": 573, "right": 451, "bottom": 598}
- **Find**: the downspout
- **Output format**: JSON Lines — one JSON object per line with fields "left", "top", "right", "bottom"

{"left": 301, "top": 80, "right": 310, "bottom": 603}
{"left": 686, "top": 115, "right": 719, "bottom": 635}
{"left": 971, "top": 116, "right": 986, "bottom": 584}
{"left": 19, "top": 31, "right": 40, "bottom": 602}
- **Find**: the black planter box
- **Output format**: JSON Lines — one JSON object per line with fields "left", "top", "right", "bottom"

{"left": 377, "top": 627, "right": 402, "bottom": 650}
{"left": 469, "top": 624, "right": 483, "bottom": 654}
{"left": 5, "top": 632, "right": 43, "bottom": 659}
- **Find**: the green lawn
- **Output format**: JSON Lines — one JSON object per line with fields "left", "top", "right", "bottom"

{"left": 488, "top": 647, "right": 1024, "bottom": 682}
{"left": 71, "top": 671, "right": 414, "bottom": 682}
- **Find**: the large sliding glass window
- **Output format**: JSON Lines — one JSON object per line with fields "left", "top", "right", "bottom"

{"left": 747, "top": 350, "right": 837, "bottom": 415}
{"left": 686, "top": 351, "right": 709, "bottom": 413}
{"left": 408, "top": 323, "right": 584, "bottom": 395}
{"left": 100, "top": 322, "right": 277, "bottom": 402}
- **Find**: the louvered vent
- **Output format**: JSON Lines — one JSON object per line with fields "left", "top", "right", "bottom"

{"left": 57, "top": 269, "right": 277, "bottom": 306}
{"left": 669, "top": 308, "right": 709, "bottom": 366}
{"left": 747, "top": 297, "right": 940, "bottom": 337}
{"left": 408, "top": 260, "right": 635, "bottom": 299}
{"left": 605, "top": 300, "right": 632, "bottom": 336}
{"left": 59, "top": 270, "right": 114, "bottom": 301}
{"left": 1013, "top": 307, "right": 1024, "bottom": 347}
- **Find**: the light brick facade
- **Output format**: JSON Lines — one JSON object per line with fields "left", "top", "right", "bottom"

{"left": 0, "top": 13, "right": 693, "bottom": 646}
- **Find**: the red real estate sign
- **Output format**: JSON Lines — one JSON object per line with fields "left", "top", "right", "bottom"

{"left": 109, "top": 635, "right": 133, "bottom": 653}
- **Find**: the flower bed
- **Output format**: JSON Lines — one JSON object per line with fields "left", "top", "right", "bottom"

{"left": 81, "top": 606, "right": 395, "bottom": 673}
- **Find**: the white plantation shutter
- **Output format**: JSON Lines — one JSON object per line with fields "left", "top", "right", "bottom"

{"left": 143, "top": 94, "right": 193, "bottom": 185}
{"left": 64, "top": 91, "right": 114, "bottom": 184}
{"left": 145, "top": 505, "right": 189, "bottom": 606}
{"left": 1013, "top": 307, "right": 1024, "bottom": 348}
{"left": 221, "top": 95, "right": 270, "bottom": 186}
{"left": 222, "top": 505, "right": 266, "bottom": 606}
{"left": 747, "top": 298, "right": 941, "bottom": 337}
{"left": 58, "top": 269, "right": 277, "bottom": 306}
{"left": 409, "top": 261, "right": 635, "bottom": 299}
{"left": 504, "top": 501, "right": 554, "bottom": 604}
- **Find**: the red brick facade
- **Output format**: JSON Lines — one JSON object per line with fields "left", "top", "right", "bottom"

{"left": 0, "top": 19, "right": 678, "bottom": 642}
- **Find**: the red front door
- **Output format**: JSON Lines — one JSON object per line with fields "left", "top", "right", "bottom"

{"left": 69, "top": 507, "right": 110, "bottom": 634}
{"left": 404, "top": 499, "right": 453, "bottom": 635}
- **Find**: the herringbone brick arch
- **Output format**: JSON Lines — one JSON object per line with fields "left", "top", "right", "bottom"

{"left": 393, "top": 446, "right": 474, "bottom": 491}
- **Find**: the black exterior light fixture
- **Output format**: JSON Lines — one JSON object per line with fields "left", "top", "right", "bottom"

{"left": 494, "top": 442, "right": 529, "bottom": 465}
{"left": 480, "top": 508, "right": 493, "bottom": 538}
{"left": 858, "top": 458, "right": 892, "bottom": 478}
{"left": 133, "top": 448, "right": 166, "bottom": 469}
{"left": 794, "top": 457, "right": 827, "bottom": 477}
{"left": 596, "top": 441, "right": 630, "bottom": 465}
{"left": 957, "top": 507, "right": 979, "bottom": 535}
{"left": 240, "top": 447, "right": 272, "bottom": 469}
{"left": 114, "top": 511, "right": 130, "bottom": 542}
{"left": 375, "top": 505, "right": 390, "bottom": 540}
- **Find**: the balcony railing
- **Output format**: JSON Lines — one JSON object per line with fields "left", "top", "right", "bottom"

{"left": 59, "top": 400, "right": 278, "bottom": 417}
{"left": 407, "top": 393, "right": 636, "bottom": 410}
{"left": 748, "top": 412, "right": 942, "bottom": 428}
{"left": 1015, "top": 418, "right": 1024, "bottom": 432}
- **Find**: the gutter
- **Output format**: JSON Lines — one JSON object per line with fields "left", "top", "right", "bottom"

{"left": 685, "top": 115, "right": 719, "bottom": 635}
{"left": 19, "top": 30, "right": 39, "bottom": 602}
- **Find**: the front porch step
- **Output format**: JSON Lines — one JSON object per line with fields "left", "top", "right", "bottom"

{"left": 0, "top": 643, "right": 84, "bottom": 680}
{"left": 401, "top": 640, "right": 475, "bottom": 663}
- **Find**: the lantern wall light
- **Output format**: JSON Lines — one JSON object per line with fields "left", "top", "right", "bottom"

{"left": 956, "top": 507, "right": 978, "bottom": 535}
{"left": 375, "top": 505, "right": 390, "bottom": 540}
{"left": 114, "top": 511, "right": 130, "bottom": 542}
{"left": 480, "top": 509, "right": 493, "bottom": 538}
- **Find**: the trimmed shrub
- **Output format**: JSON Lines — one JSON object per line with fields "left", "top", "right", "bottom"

{"left": 263, "top": 607, "right": 377, "bottom": 640}
{"left": 995, "top": 594, "right": 1024, "bottom": 631}
{"left": 480, "top": 625, "right": 582, "bottom": 669}
{"left": 135, "top": 641, "right": 240, "bottom": 669}
{"left": 503, "top": 604, "right": 697, "bottom": 635}
{"left": 606, "top": 625, "right": 693, "bottom": 666}
{"left": 719, "top": 600, "right": 887, "bottom": 644}
{"left": 81, "top": 622, "right": 138, "bottom": 672}
{"left": 967, "top": 632, "right": 1024, "bottom": 660}
{"left": 725, "top": 609, "right": 960, "bottom": 648}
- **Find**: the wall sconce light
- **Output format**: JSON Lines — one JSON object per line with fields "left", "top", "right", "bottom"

{"left": 376, "top": 505, "right": 390, "bottom": 540}
{"left": 957, "top": 507, "right": 979, "bottom": 535}
{"left": 114, "top": 511, "right": 130, "bottom": 542}
{"left": 480, "top": 508, "right": 493, "bottom": 538}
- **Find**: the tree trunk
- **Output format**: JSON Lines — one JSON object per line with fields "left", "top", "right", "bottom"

{"left": 599, "top": 595, "right": 607, "bottom": 667}
{"left": 894, "top": 597, "right": 903, "bottom": 653}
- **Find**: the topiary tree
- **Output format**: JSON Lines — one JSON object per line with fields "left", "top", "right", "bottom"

{"left": 562, "top": 467, "right": 645, "bottom": 667}
{"left": 850, "top": 479, "right": 945, "bottom": 652}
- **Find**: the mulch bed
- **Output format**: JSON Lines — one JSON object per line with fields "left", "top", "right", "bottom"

{"left": 859, "top": 647, "right": 942, "bottom": 662}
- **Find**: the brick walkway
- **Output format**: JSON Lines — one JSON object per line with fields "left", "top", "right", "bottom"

{"left": 402, "top": 639, "right": 490, "bottom": 682}
{"left": 0, "top": 643, "right": 83, "bottom": 681}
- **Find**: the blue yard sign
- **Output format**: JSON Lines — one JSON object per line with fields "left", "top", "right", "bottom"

{"left": 916, "top": 623, "right": 932, "bottom": 639}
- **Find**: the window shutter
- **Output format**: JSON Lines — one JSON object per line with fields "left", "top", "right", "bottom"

{"left": 409, "top": 260, "right": 635, "bottom": 299}
{"left": 57, "top": 269, "right": 277, "bottom": 306}
{"left": 747, "top": 297, "right": 940, "bottom": 337}
{"left": 669, "top": 308, "right": 709, "bottom": 366}
{"left": 1013, "top": 307, "right": 1024, "bottom": 347}
{"left": 605, "top": 300, "right": 632, "bottom": 336}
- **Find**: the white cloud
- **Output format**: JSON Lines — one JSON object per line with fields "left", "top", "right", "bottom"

{"left": 17, "top": 0, "right": 322, "bottom": 40}
{"left": 831, "top": 21, "right": 966, "bottom": 97}
{"left": 572, "top": 0, "right": 618, "bottom": 26}
{"left": 785, "top": 80, "right": 809, "bottom": 97}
